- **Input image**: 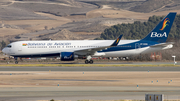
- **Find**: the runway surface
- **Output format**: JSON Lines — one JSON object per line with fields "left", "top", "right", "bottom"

{"left": 0, "top": 66, "right": 180, "bottom": 71}
{"left": 1, "top": 86, "right": 180, "bottom": 101}
{"left": 0, "top": 65, "right": 180, "bottom": 101}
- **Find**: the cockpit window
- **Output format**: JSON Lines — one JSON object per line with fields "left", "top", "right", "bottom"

{"left": 7, "top": 45, "right": 12, "bottom": 48}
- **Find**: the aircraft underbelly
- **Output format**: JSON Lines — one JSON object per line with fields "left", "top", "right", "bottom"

{"left": 103, "top": 47, "right": 150, "bottom": 57}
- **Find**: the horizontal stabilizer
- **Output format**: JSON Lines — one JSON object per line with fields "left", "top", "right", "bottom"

{"left": 150, "top": 42, "right": 174, "bottom": 47}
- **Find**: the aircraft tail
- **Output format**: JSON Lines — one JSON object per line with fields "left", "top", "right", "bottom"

{"left": 142, "top": 12, "right": 176, "bottom": 43}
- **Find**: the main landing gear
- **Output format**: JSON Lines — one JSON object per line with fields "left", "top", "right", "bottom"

{"left": 85, "top": 60, "right": 93, "bottom": 64}
{"left": 85, "top": 55, "right": 93, "bottom": 64}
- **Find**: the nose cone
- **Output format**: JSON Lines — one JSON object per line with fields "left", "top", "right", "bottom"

{"left": 2, "top": 48, "right": 6, "bottom": 54}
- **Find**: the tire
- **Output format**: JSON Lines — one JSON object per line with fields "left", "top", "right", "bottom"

{"left": 15, "top": 61, "right": 18, "bottom": 64}
{"left": 89, "top": 60, "right": 93, "bottom": 64}
{"left": 85, "top": 60, "right": 89, "bottom": 64}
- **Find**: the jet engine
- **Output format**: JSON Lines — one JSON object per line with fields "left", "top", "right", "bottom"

{"left": 60, "top": 52, "right": 74, "bottom": 61}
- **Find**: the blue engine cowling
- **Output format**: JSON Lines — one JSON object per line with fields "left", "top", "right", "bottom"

{"left": 60, "top": 52, "right": 74, "bottom": 61}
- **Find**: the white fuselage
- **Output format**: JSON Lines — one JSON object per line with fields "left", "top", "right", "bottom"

{"left": 2, "top": 40, "right": 173, "bottom": 58}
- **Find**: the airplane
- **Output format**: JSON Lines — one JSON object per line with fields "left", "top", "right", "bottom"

{"left": 2, "top": 12, "right": 176, "bottom": 64}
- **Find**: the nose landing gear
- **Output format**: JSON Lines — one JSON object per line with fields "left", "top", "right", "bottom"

{"left": 14, "top": 57, "right": 18, "bottom": 64}
{"left": 15, "top": 61, "right": 18, "bottom": 64}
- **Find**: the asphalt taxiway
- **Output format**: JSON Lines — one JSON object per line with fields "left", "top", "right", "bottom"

{"left": 0, "top": 66, "right": 180, "bottom": 71}
{"left": 1, "top": 86, "right": 180, "bottom": 101}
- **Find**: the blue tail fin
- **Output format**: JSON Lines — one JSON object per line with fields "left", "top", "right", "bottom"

{"left": 142, "top": 12, "right": 176, "bottom": 43}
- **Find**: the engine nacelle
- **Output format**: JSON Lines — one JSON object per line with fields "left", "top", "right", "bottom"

{"left": 60, "top": 52, "right": 74, "bottom": 61}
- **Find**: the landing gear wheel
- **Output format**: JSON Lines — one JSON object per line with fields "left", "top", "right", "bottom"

{"left": 14, "top": 57, "right": 18, "bottom": 64}
{"left": 89, "top": 60, "right": 93, "bottom": 64}
{"left": 85, "top": 60, "right": 89, "bottom": 64}
{"left": 15, "top": 61, "right": 18, "bottom": 64}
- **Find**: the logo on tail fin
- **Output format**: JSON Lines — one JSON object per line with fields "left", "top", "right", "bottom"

{"left": 151, "top": 32, "right": 167, "bottom": 37}
{"left": 160, "top": 18, "right": 170, "bottom": 31}
{"left": 116, "top": 38, "right": 120, "bottom": 44}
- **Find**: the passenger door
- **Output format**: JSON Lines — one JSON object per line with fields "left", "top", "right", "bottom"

{"left": 135, "top": 43, "right": 140, "bottom": 50}
{"left": 18, "top": 43, "right": 22, "bottom": 51}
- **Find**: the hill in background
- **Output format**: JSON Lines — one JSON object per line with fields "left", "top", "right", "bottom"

{"left": 130, "top": 0, "right": 172, "bottom": 13}
{"left": 40, "top": 29, "right": 83, "bottom": 40}
{"left": 0, "top": 0, "right": 180, "bottom": 43}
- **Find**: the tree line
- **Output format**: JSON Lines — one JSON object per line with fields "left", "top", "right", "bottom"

{"left": 0, "top": 40, "right": 7, "bottom": 51}
{"left": 97, "top": 14, "right": 180, "bottom": 40}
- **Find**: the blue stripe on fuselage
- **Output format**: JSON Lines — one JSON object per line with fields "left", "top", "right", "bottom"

{"left": 12, "top": 53, "right": 60, "bottom": 58}
{"left": 99, "top": 40, "right": 158, "bottom": 52}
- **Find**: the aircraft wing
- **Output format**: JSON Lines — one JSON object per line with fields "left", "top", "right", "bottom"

{"left": 74, "top": 35, "right": 123, "bottom": 55}
{"left": 150, "top": 42, "right": 174, "bottom": 47}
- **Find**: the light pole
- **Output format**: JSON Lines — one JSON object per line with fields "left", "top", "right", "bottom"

{"left": 172, "top": 56, "right": 177, "bottom": 65}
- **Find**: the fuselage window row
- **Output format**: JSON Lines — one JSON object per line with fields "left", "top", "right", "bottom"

{"left": 27, "top": 45, "right": 131, "bottom": 48}
{"left": 28, "top": 46, "right": 48, "bottom": 48}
